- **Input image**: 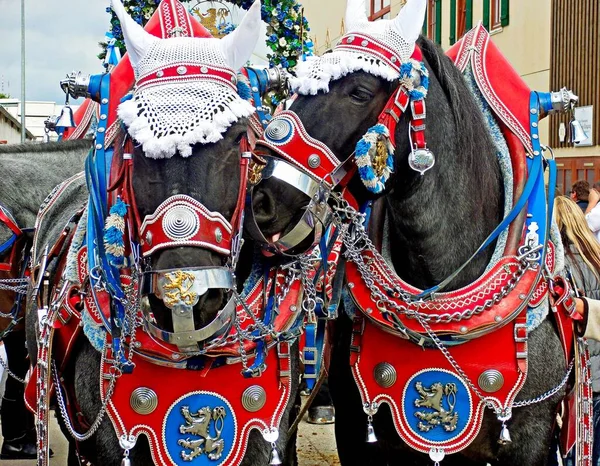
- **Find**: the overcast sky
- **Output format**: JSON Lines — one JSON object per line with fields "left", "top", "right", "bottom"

{"left": 0, "top": 0, "right": 108, "bottom": 104}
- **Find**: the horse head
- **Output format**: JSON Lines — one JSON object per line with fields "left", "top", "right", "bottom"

{"left": 247, "top": 0, "right": 428, "bottom": 256}
{"left": 111, "top": 0, "right": 262, "bottom": 348}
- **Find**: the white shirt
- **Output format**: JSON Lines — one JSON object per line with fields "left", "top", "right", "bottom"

{"left": 586, "top": 204, "right": 600, "bottom": 242}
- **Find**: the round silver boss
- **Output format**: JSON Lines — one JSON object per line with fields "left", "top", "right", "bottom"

{"left": 265, "top": 120, "right": 292, "bottom": 142}
{"left": 307, "top": 154, "right": 321, "bottom": 169}
{"left": 478, "top": 370, "right": 504, "bottom": 393}
{"left": 373, "top": 362, "right": 397, "bottom": 388}
{"left": 130, "top": 387, "right": 158, "bottom": 415}
{"left": 241, "top": 385, "right": 267, "bottom": 412}
{"left": 162, "top": 205, "right": 200, "bottom": 241}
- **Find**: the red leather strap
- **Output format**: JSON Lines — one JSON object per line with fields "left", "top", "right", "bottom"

{"left": 137, "top": 63, "right": 237, "bottom": 92}
{"left": 514, "top": 314, "right": 528, "bottom": 374}
{"left": 0, "top": 208, "right": 21, "bottom": 236}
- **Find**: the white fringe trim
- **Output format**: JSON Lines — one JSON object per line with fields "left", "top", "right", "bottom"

{"left": 291, "top": 52, "right": 400, "bottom": 95}
{"left": 118, "top": 97, "right": 255, "bottom": 159}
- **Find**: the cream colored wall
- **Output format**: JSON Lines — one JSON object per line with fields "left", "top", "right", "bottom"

{"left": 300, "top": 0, "right": 596, "bottom": 156}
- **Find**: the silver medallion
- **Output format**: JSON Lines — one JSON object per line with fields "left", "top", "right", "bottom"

{"left": 478, "top": 370, "right": 504, "bottom": 393}
{"left": 162, "top": 206, "right": 200, "bottom": 241}
{"left": 130, "top": 387, "right": 158, "bottom": 415}
{"left": 241, "top": 385, "right": 267, "bottom": 412}
{"left": 408, "top": 148, "right": 435, "bottom": 175}
{"left": 373, "top": 362, "right": 397, "bottom": 388}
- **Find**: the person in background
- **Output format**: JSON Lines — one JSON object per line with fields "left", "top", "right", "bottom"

{"left": 587, "top": 182, "right": 600, "bottom": 214}
{"left": 555, "top": 196, "right": 600, "bottom": 466}
{"left": 571, "top": 180, "right": 591, "bottom": 212}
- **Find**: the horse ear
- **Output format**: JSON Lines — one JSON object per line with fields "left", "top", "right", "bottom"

{"left": 345, "top": 0, "right": 368, "bottom": 30}
{"left": 393, "top": 0, "right": 427, "bottom": 44}
{"left": 219, "top": 1, "right": 262, "bottom": 71}
{"left": 110, "top": 0, "right": 157, "bottom": 69}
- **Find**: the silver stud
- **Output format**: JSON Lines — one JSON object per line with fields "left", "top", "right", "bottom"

{"left": 460, "top": 326, "right": 468, "bottom": 334}
{"left": 130, "top": 387, "right": 158, "bottom": 415}
{"left": 146, "top": 231, "right": 153, "bottom": 247}
{"left": 308, "top": 154, "right": 321, "bottom": 169}
{"left": 252, "top": 86, "right": 259, "bottom": 92}
{"left": 361, "top": 40, "right": 368, "bottom": 47}
{"left": 96, "top": 144, "right": 103, "bottom": 150}
{"left": 177, "top": 66, "right": 188, "bottom": 75}
{"left": 156, "top": 70, "right": 164, "bottom": 78}
{"left": 200, "top": 66, "right": 208, "bottom": 74}
{"left": 347, "top": 282, "right": 355, "bottom": 289}
{"left": 231, "top": 76, "right": 237, "bottom": 84}
{"left": 530, "top": 108, "right": 538, "bottom": 114}
{"left": 366, "top": 308, "right": 373, "bottom": 314}
{"left": 391, "top": 56, "right": 398, "bottom": 63}
{"left": 373, "top": 362, "right": 397, "bottom": 388}
{"left": 97, "top": 127, "right": 105, "bottom": 133}
{"left": 100, "top": 114, "right": 107, "bottom": 120}
{"left": 533, "top": 134, "right": 539, "bottom": 139}
{"left": 347, "top": 35, "right": 354, "bottom": 43}
{"left": 519, "top": 293, "right": 526, "bottom": 300}
{"left": 290, "top": 305, "right": 298, "bottom": 312}
{"left": 494, "top": 315, "right": 502, "bottom": 323}
{"left": 215, "top": 228, "right": 223, "bottom": 243}
{"left": 101, "top": 98, "right": 109, "bottom": 105}
{"left": 533, "top": 151, "right": 540, "bottom": 156}
{"left": 532, "top": 122, "right": 538, "bottom": 128}
{"left": 478, "top": 370, "right": 504, "bottom": 393}
{"left": 241, "top": 386, "right": 266, "bottom": 412}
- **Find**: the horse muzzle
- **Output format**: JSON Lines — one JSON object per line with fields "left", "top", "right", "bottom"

{"left": 140, "top": 267, "right": 236, "bottom": 352}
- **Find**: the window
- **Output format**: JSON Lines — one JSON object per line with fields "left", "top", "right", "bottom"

{"left": 369, "top": 0, "right": 391, "bottom": 21}
{"left": 484, "top": 0, "right": 509, "bottom": 31}
{"left": 427, "top": 0, "right": 441, "bottom": 44}
{"left": 450, "top": 0, "right": 472, "bottom": 44}
{"left": 491, "top": 0, "right": 502, "bottom": 29}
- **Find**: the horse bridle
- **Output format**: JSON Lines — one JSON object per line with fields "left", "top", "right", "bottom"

{"left": 246, "top": 41, "right": 432, "bottom": 256}
{"left": 113, "top": 135, "right": 252, "bottom": 351}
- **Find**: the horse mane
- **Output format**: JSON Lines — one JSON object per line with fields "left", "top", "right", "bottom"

{"left": 0, "top": 138, "right": 92, "bottom": 154}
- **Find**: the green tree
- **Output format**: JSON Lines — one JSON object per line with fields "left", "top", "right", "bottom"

{"left": 0, "top": 93, "right": 10, "bottom": 99}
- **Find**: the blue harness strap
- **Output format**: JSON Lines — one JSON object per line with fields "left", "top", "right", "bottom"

{"left": 245, "top": 67, "right": 272, "bottom": 128}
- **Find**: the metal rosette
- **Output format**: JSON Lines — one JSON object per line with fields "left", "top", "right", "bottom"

{"left": 241, "top": 385, "right": 267, "bottom": 412}
{"left": 373, "top": 362, "right": 397, "bottom": 388}
{"left": 162, "top": 205, "right": 200, "bottom": 241}
{"left": 477, "top": 370, "right": 504, "bottom": 393}
{"left": 264, "top": 118, "right": 294, "bottom": 145}
{"left": 130, "top": 387, "right": 159, "bottom": 415}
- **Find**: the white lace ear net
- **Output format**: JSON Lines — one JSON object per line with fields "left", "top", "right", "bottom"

{"left": 291, "top": 1, "right": 422, "bottom": 95}
{"left": 118, "top": 37, "right": 255, "bottom": 159}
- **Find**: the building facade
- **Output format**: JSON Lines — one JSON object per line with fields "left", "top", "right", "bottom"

{"left": 0, "top": 105, "right": 34, "bottom": 144}
{"left": 0, "top": 99, "right": 78, "bottom": 142}
{"left": 302, "top": 0, "right": 600, "bottom": 193}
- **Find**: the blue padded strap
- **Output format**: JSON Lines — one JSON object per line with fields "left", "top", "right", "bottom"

{"left": 246, "top": 68, "right": 271, "bottom": 128}
{"left": 244, "top": 269, "right": 273, "bottom": 377}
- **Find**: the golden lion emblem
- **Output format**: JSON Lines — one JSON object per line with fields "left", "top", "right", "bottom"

{"left": 178, "top": 406, "right": 226, "bottom": 462}
{"left": 414, "top": 381, "right": 459, "bottom": 433}
{"left": 162, "top": 271, "right": 198, "bottom": 309}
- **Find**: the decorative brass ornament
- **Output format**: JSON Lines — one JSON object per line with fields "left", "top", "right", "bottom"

{"left": 178, "top": 406, "right": 227, "bottom": 461}
{"left": 162, "top": 271, "right": 198, "bottom": 309}
{"left": 478, "top": 370, "right": 504, "bottom": 393}
{"left": 130, "top": 387, "right": 158, "bottom": 415}
{"left": 373, "top": 362, "right": 397, "bottom": 388}
{"left": 248, "top": 160, "right": 266, "bottom": 185}
{"left": 241, "top": 385, "right": 267, "bottom": 412}
{"left": 414, "top": 381, "right": 459, "bottom": 433}
{"left": 373, "top": 138, "right": 388, "bottom": 178}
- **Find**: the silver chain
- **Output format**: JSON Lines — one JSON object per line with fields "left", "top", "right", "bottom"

{"left": 330, "top": 193, "right": 574, "bottom": 415}
{"left": 0, "top": 277, "right": 29, "bottom": 294}
{"left": 0, "top": 350, "right": 25, "bottom": 383}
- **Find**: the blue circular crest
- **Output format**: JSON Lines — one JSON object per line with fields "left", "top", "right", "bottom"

{"left": 402, "top": 369, "right": 472, "bottom": 443}
{"left": 264, "top": 118, "right": 293, "bottom": 145}
{"left": 163, "top": 392, "right": 237, "bottom": 466}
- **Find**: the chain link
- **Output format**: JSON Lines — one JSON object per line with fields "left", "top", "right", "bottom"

{"left": 0, "top": 350, "right": 26, "bottom": 383}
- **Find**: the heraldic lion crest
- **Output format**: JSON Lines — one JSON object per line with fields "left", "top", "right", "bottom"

{"left": 413, "top": 381, "right": 459, "bottom": 433}
{"left": 178, "top": 405, "right": 227, "bottom": 461}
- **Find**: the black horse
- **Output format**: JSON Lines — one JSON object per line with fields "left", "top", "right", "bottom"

{"left": 25, "top": 2, "right": 302, "bottom": 465}
{"left": 254, "top": 29, "right": 566, "bottom": 466}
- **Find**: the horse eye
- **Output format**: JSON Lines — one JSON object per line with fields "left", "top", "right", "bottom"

{"left": 350, "top": 88, "right": 373, "bottom": 102}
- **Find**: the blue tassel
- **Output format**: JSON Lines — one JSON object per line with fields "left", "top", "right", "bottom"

{"left": 103, "top": 197, "right": 128, "bottom": 268}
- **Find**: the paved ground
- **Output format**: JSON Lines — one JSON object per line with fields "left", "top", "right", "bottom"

{"left": 0, "top": 409, "right": 340, "bottom": 465}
